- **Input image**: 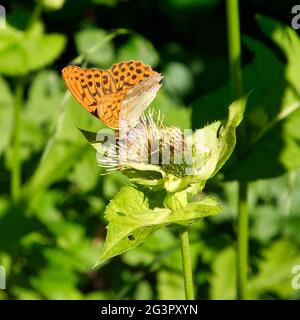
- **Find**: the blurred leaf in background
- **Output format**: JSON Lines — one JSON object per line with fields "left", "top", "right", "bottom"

{"left": 0, "top": 77, "right": 13, "bottom": 156}
{"left": 117, "top": 34, "right": 159, "bottom": 66}
{"left": 0, "top": 22, "right": 66, "bottom": 76}
{"left": 75, "top": 28, "right": 114, "bottom": 67}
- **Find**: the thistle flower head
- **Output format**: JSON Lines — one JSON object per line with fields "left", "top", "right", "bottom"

{"left": 84, "top": 97, "right": 246, "bottom": 193}
{"left": 92, "top": 111, "right": 207, "bottom": 193}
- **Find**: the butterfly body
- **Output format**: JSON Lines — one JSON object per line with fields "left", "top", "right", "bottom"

{"left": 62, "top": 61, "right": 162, "bottom": 129}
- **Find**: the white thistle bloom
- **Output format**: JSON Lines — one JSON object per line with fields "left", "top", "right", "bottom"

{"left": 93, "top": 110, "right": 217, "bottom": 195}
{"left": 88, "top": 97, "right": 246, "bottom": 193}
{"left": 96, "top": 111, "right": 195, "bottom": 176}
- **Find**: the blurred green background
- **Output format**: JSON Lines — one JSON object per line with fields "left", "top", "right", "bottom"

{"left": 0, "top": 0, "right": 300, "bottom": 299}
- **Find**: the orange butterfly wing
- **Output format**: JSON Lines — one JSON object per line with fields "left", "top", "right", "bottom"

{"left": 62, "top": 61, "right": 159, "bottom": 129}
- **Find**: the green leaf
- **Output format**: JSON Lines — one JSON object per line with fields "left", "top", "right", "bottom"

{"left": 25, "top": 70, "right": 63, "bottom": 124}
{"left": 210, "top": 246, "right": 236, "bottom": 299}
{"left": 98, "top": 185, "right": 221, "bottom": 264}
{"left": 68, "top": 147, "right": 101, "bottom": 192}
{"left": 210, "top": 238, "right": 300, "bottom": 299}
{"left": 212, "top": 96, "right": 247, "bottom": 176}
{"left": 102, "top": 173, "right": 128, "bottom": 199}
{"left": 134, "top": 280, "right": 153, "bottom": 299}
{"left": 249, "top": 238, "right": 300, "bottom": 298}
{"left": 23, "top": 94, "right": 101, "bottom": 201}
{"left": 192, "top": 15, "right": 300, "bottom": 181}
{"left": 0, "top": 23, "right": 66, "bottom": 76}
{"left": 25, "top": 33, "right": 66, "bottom": 72}
{"left": 74, "top": 28, "right": 114, "bottom": 67}
{"left": 152, "top": 90, "right": 191, "bottom": 129}
{"left": 163, "top": 62, "right": 193, "bottom": 98}
{"left": 79, "top": 128, "right": 115, "bottom": 149}
{"left": 19, "top": 70, "right": 64, "bottom": 156}
{"left": 157, "top": 270, "right": 185, "bottom": 300}
{"left": 0, "top": 77, "right": 13, "bottom": 155}
{"left": 117, "top": 34, "right": 159, "bottom": 66}
{"left": 30, "top": 266, "right": 82, "bottom": 299}
{"left": 41, "top": 0, "right": 65, "bottom": 11}
{"left": 256, "top": 14, "right": 300, "bottom": 78}
{"left": 122, "top": 228, "right": 175, "bottom": 267}
{"left": 188, "top": 96, "right": 247, "bottom": 182}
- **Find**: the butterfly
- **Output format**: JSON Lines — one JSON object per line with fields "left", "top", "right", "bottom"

{"left": 62, "top": 60, "right": 163, "bottom": 129}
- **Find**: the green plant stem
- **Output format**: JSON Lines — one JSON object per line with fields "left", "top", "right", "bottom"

{"left": 11, "top": 79, "right": 24, "bottom": 201}
{"left": 28, "top": 1, "right": 42, "bottom": 28}
{"left": 226, "top": 0, "right": 242, "bottom": 98}
{"left": 179, "top": 227, "right": 194, "bottom": 300}
{"left": 226, "top": 0, "right": 248, "bottom": 300}
{"left": 237, "top": 182, "right": 248, "bottom": 299}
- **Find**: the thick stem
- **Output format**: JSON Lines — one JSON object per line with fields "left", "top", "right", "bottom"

{"left": 226, "top": 0, "right": 248, "bottom": 299}
{"left": 11, "top": 79, "right": 24, "bottom": 201}
{"left": 179, "top": 227, "right": 194, "bottom": 300}
{"left": 226, "top": 0, "right": 243, "bottom": 99}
